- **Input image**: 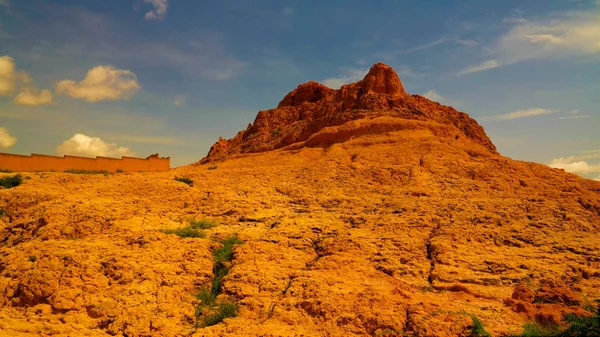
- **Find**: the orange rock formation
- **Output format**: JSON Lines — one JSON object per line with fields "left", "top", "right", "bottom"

{"left": 0, "top": 63, "right": 598, "bottom": 337}
{"left": 201, "top": 63, "right": 496, "bottom": 163}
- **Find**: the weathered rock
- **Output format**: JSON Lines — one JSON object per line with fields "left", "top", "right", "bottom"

{"left": 200, "top": 62, "right": 496, "bottom": 163}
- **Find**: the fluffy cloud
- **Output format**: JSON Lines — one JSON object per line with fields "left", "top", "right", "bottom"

{"left": 13, "top": 88, "right": 53, "bottom": 106}
{"left": 0, "top": 55, "right": 18, "bottom": 95}
{"left": 456, "top": 60, "right": 500, "bottom": 76}
{"left": 549, "top": 151, "right": 600, "bottom": 175}
{"left": 0, "top": 55, "right": 52, "bottom": 106}
{"left": 56, "top": 133, "right": 134, "bottom": 158}
{"left": 496, "top": 108, "right": 553, "bottom": 120}
{"left": 322, "top": 68, "right": 368, "bottom": 89}
{"left": 55, "top": 65, "right": 140, "bottom": 102}
{"left": 144, "top": 0, "right": 169, "bottom": 20}
{"left": 0, "top": 127, "right": 17, "bottom": 149}
{"left": 422, "top": 90, "right": 444, "bottom": 102}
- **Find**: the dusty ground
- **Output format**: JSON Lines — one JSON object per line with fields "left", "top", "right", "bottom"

{"left": 1, "top": 118, "right": 599, "bottom": 337}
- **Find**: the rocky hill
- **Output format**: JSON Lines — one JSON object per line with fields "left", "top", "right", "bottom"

{"left": 200, "top": 63, "right": 496, "bottom": 163}
{"left": 0, "top": 64, "right": 599, "bottom": 337}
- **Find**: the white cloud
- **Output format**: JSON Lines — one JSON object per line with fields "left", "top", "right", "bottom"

{"left": 13, "top": 88, "right": 53, "bottom": 106}
{"left": 144, "top": 0, "right": 169, "bottom": 20}
{"left": 495, "top": 12, "right": 600, "bottom": 63}
{"left": 422, "top": 90, "right": 444, "bottom": 102}
{"left": 322, "top": 68, "right": 369, "bottom": 89}
{"left": 555, "top": 115, "right": 589, "bottom": 120}
{"left": 0, "top": 55, "right": 18, "bottom": 95}
{"left": 496, "top": 108, "right": 553, "bottom": 120}
{"left": 0, "top": 127, "right": 16, "bottom": 149}
{"left": 457, "top": 60, "right": 500, "bottom": 76}
{"left": 55, "top": 65, "right": 140, "bottom": 102}
{"left": 56, "top": 133, "right": 134, "bottom": 158}
{"left": 458, "top": 12, "right": 600, "bottom": 75}
{"left": 457, "top": 39, "right": 477, "bottom": 46}
{"left": 549, "top": 152, "right": 600, "bottom": 175}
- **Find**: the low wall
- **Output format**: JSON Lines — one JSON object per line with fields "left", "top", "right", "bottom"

{"left": 0, "top": 153, "right": 170, "bottom": 173}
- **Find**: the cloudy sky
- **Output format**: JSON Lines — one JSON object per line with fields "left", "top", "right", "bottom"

{"left": 0, "top": 0, "right": 598, "bottom": 178}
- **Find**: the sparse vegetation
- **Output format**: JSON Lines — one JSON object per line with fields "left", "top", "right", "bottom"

{"left": 0, "top": 174, "right": 22, "bottom": 189}
{"left": 28, "top": 256, "right": 37, "bottom": 262}
{"left": 0, "top": 208, "right": 4, "bottom": 217}
{"left": 512, "top": 302, "right": 599, "bottom": 337}
{"left": 200, "top": 301, "right": 238, "bottom": 327}
{"left": 116, "top": 169, "right": 123, "bottom": 173}
{"left": 161, "top": 226, "right": 205, "bottom": 238}
{"left": 190, "top": 218, "right": 219, "bottom": 229}
{"left": 64, "top": 169, "right": 109, "bottom": 175}
{"left": 467, "top": 314, "right": 491, "bottom": 337}
{"left": 174, "top": 176, "right": 193, "bottom": 186}
{"left": 196, "top": 235, "right": 243, "bottom": 328}
{"left": 208, "top": 165, "right": 218, "bottom": 170}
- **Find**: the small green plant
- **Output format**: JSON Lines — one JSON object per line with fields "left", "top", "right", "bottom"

{"left": 207, "top": 165, "right": 218, "bottom": 170}
{"left": 512, "top": 301, "right": 600, "bottom": 337}
{"left": 174, "top": 176, "right": 193, "bottom": 186}
{"left": 64, "top": 169, "right": 109, "bottom": 175}
{"left": 190, "top": 218, "right": 218, "bottom": 229}
{"left": 28, "top": 256, "right": 37, "bottom": 262}
{"left": 116, "top": 169, "right": 123, "bottom": 173}
{"left": 0, "top": 174, "right": 22, "bottom": 189}
{"left": 0, "top": 208, "right": 5, "bottom": 217}
{"left": 161, "top": 226, "right": 205, "bottom": 238}
{"left": 270, "top": 128, "right": 280, "bottom": 136}
{"left": 468, "top": 314, "right": 491, "bottom": 337}
{"left": 201, "top": 302, "right": 238, "bottom": 327}
{"left": 195, "top": 236, "right": 243, "bottom": 328}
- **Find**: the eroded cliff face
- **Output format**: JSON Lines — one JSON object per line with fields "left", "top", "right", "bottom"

{"left": 200, "top": 63, "right": 496, "bottom": 163}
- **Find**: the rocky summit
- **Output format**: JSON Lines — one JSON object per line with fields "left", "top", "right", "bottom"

{"left": 0, "top": 63, "right": 599, "bottom": 337}
{"left": 200, "top": 63, "right": 496, "bottom": 163}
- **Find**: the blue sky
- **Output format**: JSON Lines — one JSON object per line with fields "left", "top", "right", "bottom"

{"left": 0, "top": 0, "right": 598, "bottom": 178}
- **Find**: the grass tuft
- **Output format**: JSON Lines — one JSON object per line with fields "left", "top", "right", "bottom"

{"left": 0, "top": 174, "right": 22, "bottom": 189}
{"left": 190, "top": 218, "right": 218, "bottom": 229}
{"left": 174, "top": 176, "right": 193, "bottom": 186}
{"left": 201, "top": 302, "right": 238, "bottom": 327}
{"left": 195, "top": 235, "right": 243, "bottom": 328}
{"left": 468, "top": 314, "right": 491, "bottom": 337}
{"left": 160, "top": 226, "right": 205, "bottom": 238}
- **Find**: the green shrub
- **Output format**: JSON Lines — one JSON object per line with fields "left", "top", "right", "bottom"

{"left": 195, "top": 236, "right": 243, "bottom": 328}
{"left": 116, "top": 169, "right": 123, "bottom": 173}
{"left": 174, "top": 176, "right": 193, "bottom": 186}
{"left": 213, "top": 236, "right": 243, "bottom": 263}
{"left": 190, "top": 219, "right": 218, "bottom": 229}
{"left": 160, "top": 226, "right": 205, "bottom": 238}
{"left": 200, "top": 302, "right": 238, "bottom": 327}
{"left": 468, "top": 314, "right": 491, "bottom": 337}
{"left": 512, "top": 302, "right": 599, "bottom": 337}
{"left": 207, "top": 165, "right": 218, "bottom": 170}
{"left": 0, "top": 174, "right": 22, "bottom": 189}
{"left": 0, "top": 208, "right": 5, "bottom": 217}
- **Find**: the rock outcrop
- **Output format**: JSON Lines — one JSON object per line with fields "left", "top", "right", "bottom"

{"left": 200, "top": 63, "right": 496, "bottom": 163}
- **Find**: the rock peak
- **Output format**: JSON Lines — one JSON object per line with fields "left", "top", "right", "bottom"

{"left": 361, "top": 62, "right": 406, "bottom": 96}
{"left": 200, "top": 62, "right": 497, "bottom": 163}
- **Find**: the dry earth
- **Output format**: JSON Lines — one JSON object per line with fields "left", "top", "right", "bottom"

{"left": 1, "top": 64, "right": 599, "bottom": 337}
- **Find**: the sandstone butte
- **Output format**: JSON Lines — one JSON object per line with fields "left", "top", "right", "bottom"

{"left": 0, "top": 63, "right": 599, "bottom": 337}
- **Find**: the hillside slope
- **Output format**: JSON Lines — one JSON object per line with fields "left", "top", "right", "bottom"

{"left": 0, "top": 64, "right": 599, "bottom": 337}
